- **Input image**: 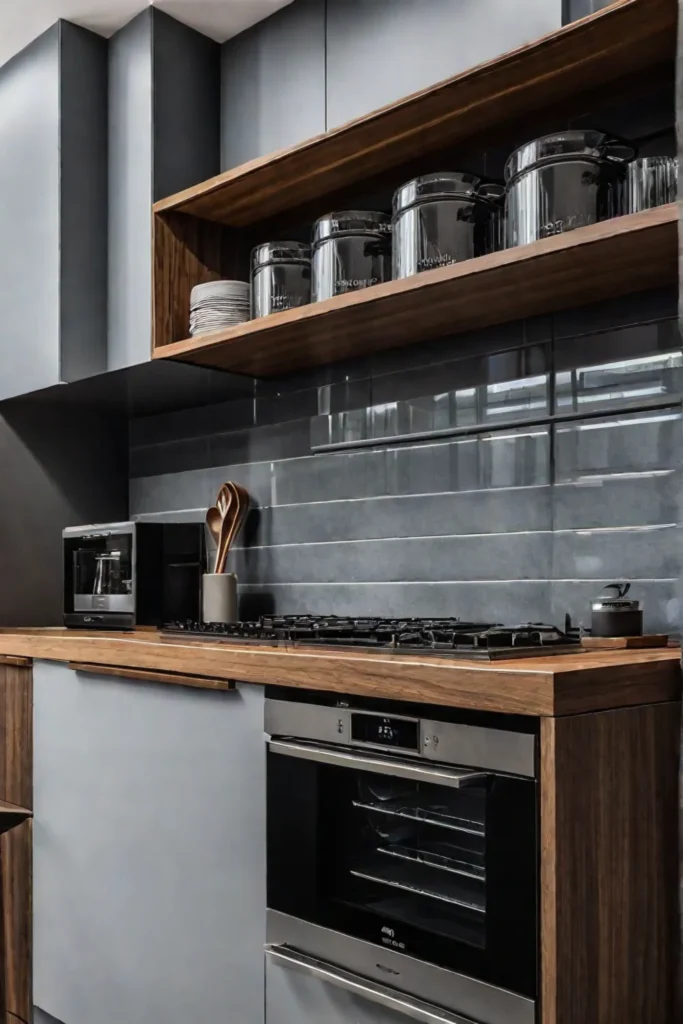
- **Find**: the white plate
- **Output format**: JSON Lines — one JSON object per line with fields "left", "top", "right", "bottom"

{"left": 191, "top": 280, "right": 249, "bottom": 301}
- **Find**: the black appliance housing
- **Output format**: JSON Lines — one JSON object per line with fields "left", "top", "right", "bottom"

{"left": 63, "top": 521, "right": 204, "bottom": 629}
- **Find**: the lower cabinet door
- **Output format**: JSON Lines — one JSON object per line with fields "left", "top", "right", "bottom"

{"left": 265, "top": 948, "right": 476, "bottom": 1024}
{"left": 33, "top": 660, "right": 266, "bottom": 1024}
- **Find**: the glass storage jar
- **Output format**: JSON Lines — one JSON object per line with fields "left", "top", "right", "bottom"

{"left": 609, "top": 155, "right": 677, "bottom": 216}
{"left": 504, "top": 130, "right": 634, "bottom": 248}
{"left": 250, "top": 241, "right": 311, "bottom": 319}
{"left": 311, "top": 211, "right": 391, "bottom": 302}
{"left": 392, "top": 171, "right": 504, "bottom": 279}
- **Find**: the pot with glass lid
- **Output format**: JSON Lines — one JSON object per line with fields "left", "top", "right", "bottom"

{"left": 392, "top": 171, "right": 504, "bottom": 280}
{"left": 504, "top": 130, "right": 634, "bottom": 249}
{"left": 591, "top": 582, "right": 643, "bottom": 638}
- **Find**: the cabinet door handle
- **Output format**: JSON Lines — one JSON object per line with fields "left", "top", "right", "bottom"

{"left": 69, "top": 662, "right": 235, "bottom": 692}
{"left": 267, "top": 740, "right": 486, "bottom": 789}
{"left": 266, "top": 945, "right": 477, "bottom": 1024}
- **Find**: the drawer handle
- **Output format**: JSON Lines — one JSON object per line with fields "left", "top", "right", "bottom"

{"left": 266, "top": 945, "right": 477, "bottom": 1024}
{"left": 68, "top": 662, "right": 235, "bottom": 692}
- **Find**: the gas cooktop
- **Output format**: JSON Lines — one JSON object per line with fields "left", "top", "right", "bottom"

{"left": 162, "top": 615, "right": 582, "bottom": 661}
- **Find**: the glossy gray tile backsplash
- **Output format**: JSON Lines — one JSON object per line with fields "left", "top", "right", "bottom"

{"left": 130, "top": 288, "right": 682, "bottom": 633}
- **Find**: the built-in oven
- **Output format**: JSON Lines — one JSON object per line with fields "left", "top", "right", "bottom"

{"left": 266, "top": 689, "right": 538, "bottom": 1024}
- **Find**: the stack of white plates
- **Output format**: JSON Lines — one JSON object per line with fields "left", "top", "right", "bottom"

{"left": 189, "top": 280, "right": 250, "bottom": 335}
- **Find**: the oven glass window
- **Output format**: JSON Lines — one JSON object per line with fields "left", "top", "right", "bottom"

{"left": 71, "top": 535, "right": 133, "bottom": 609}
{"left": 346, "top": 773, "right": 486, "bottom": 948}
{"left": 268, "top": 747, "right": 536, "bottom": 998}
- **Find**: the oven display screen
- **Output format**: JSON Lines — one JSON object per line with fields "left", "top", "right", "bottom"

{"left": 351, "top": 713, "right": 419, "bottom": 751}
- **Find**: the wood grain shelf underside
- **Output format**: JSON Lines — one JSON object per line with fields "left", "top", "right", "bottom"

{"left": 154, "top": 206, "right": 677, "bottom": 376}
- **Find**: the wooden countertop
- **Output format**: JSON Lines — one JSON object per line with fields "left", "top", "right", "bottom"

{"left": 0, "top": 628, "right": 680, "bottom": 716}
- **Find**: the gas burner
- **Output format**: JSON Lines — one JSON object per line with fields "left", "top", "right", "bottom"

{"left": 162, "top": 615, "right": 582, "bottom": 660}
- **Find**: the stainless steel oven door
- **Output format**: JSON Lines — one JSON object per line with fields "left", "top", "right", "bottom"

{"left": 266, "top": 700, "right": 537, "bottom": 1019}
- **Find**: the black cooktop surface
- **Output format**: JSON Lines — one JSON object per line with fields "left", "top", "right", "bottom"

{"left": 162, "top": 615, "right": 582, "bottom": 660}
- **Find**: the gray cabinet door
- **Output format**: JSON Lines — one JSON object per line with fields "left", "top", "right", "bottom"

{"left": 325, "top": 0, "right": 563, "bottom": 128}
{"left": 266, "top": 955, "right": 446, "bottom": 1024}
{"left": 33, "top": 660, "right": 265, "bottom": 1024}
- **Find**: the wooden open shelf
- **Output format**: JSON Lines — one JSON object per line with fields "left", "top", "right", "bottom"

{"left": 153, "top": 205, "right": 677, "bottom": 377}
{"left": 0, "top": 802, "right": 31, "bottom": 837}
{"left": 152, "top": 0, "right": 677, "bottom": 376}
{"left": 153, "top": 0, "right": 674, "bottom": 228}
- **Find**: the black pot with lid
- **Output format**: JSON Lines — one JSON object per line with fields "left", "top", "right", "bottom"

{"left": 590, "top": 582, "right": 643, "bottom": 638}
{"left": 504, "top": 130, "right": 635, "bottom": 248}
{"left": 392, "top": 171, "right": 504, "bottom": 279}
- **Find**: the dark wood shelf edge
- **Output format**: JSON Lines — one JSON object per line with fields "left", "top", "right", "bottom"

{"left": 68, "top": 661, "right": 237, "bottom": 693}
{"left": 0, "top": 659, "right": 31, "bottom": 669}
{"left": 153, "top": 205, "right": 677, "bottom": 377}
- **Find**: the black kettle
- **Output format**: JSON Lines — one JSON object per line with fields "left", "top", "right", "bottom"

{"left": 590, "top": 582, "right": 643, "bottom": 638}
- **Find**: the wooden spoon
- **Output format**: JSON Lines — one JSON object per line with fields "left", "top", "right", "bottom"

{"left": 219, "top": 482, "right": 250, "bottom": 572}
{"left": 214, "top": 488, "right": 235, "bottom": 574}
{"left": 216, "top": 483, "right": 232, "bottom": 520}
{"left": 205, "top": 506, "right": 222, "bottom": 574}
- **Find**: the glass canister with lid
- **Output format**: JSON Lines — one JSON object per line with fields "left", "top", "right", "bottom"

{"left": 311, "top": 211, "right": 391, "bottom": 302}
{"left": 504, "top": 129, "right": 634, "bottom": 249}
{"left": 250, "top": 241, "right": 311, "bottom": 319}
{"left": 392, "top": 171, "right": 504, "bottom": 280}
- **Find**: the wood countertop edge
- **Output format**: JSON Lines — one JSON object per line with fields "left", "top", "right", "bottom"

{"left": 0, "top": 629, "right": 679, "bottom": 716}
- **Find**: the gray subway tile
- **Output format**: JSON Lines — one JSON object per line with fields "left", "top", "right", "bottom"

{"left": 553, "top": 473, "right": 679, "bottom": 530}
{"left": 129, "top": 462, "right": 273, "bottom": 515}
{"left": 554, "top": 408, "right": 682, "bottom": 481}
{"left": 237, "top": 581, "right": 550, "bottom": 622}
{"left": 208, "top": 418, "right": 310, "bottom": 467}
{"left": 552, "top": 525, "right": 679, "bottom": 582}
{"left": 552, "top": 288, "right": 677, "bottom": 340}
{"left": 236, "top": 487, "right": 551, "bottom": 547}
{"left": 130, "top": 398, "right": 255, "bottom": 447}
{"left": 230, "top": 532, "right": 552, "bottom": 585}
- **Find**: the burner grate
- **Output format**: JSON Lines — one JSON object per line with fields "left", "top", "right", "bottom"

{"left": 163, "top": 615, "right": 580, "bottom": 659}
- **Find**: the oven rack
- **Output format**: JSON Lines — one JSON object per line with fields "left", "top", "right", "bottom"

{"left": 352, "top": 797, "right": 485, "bottom": 837}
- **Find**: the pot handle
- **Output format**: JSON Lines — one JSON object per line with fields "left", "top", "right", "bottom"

{"left": 601, "top": 135, "right": 637, "bottom": 164}
{"left": 476, "top": 182, "right": 506, "bottom": 201}
{"left": 601, "top": 581, "right": 631, "bottom": 599}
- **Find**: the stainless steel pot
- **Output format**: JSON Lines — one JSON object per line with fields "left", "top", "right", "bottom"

{"left": 311, "top": 211, "right": 391, "bottom": 302}
{"left": 590, "top": 582, "right": 643, "bottom": 638}
{"left": 251, "top": 241, "right": 311, "bottom": 319}
{"left": 392, "top": 172, "right": 504, "bottom": 280}
{"left": 504, "top": 130, "right": 634, "bottom": 248}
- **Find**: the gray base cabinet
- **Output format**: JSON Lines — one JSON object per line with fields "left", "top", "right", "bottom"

{"left": 266, "top": 956, "right": 419, "bottom": 1024}
{"left": 33, "top": 660, "right": 265, "bottom": 1024}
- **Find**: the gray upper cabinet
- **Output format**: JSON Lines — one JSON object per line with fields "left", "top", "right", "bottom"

{"left": 33, "top": 661, "right": 266, "bottom": 1024}
{"left": 108, "top": 9, "right": 220, "bottom": 370}
{"left": 0, "top": 21, "right": 107, "bottom": 402}
{"left": 220, "top": 0, "right": 326, "bottom": 170}
{"left": 325, "top": 0, "right": 563, "bottom": 128}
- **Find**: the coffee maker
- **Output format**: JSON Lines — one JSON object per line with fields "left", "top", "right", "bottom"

{"left": 63, "top": 521, "right": 204, "bottom": 629}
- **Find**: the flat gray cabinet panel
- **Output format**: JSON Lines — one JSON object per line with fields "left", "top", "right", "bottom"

{"left": 0, "top": 26, "right": 60, "bottom": 400}
{"left": 266, "top": 956, "right": 424, "bottom": 1024}
{"left": 107, "top": 11, "right": 153, "bottom": 372}
{"left": 326, "top": 0, "right": 563, "bottom": 128}
{"left": 221, "top": 0, "right": 325, "bottom": 169}
{"left": 33, "top": 661, "right": 266, "bottom": 1024}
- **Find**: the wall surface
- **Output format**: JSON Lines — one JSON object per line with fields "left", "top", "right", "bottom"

{"left": 130, "top": 288, "right": 681, "bottom": 634}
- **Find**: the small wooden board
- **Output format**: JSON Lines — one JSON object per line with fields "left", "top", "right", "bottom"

{"left": 581, "top": 634, "right": 670, "bottom": 650}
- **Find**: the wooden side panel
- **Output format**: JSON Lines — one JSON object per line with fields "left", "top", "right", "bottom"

{"left": 540, "top": 702, "right": 681, "bottom": 1024}
{"left": 0, "top": 664, "right": 32, "bottom": 1024}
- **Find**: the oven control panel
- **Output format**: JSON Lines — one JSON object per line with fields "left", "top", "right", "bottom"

{"left": 351, "top": 712, "right": 419, "bottom": 752}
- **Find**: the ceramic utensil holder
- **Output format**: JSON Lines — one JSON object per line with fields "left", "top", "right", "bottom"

{"left": 202, "top": 573, "right": 238, "bottom": 624}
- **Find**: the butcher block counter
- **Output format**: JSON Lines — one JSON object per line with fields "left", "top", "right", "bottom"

{"left": 0, "top": 626, "right": 679, "bottom": 715}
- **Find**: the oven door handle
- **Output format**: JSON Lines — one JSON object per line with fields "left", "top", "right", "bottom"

{"left": 267, "top": 739, "right": 487, "bottom": 788}
{"left": 266, "top": 945, "right": 477, "bottom": 1024}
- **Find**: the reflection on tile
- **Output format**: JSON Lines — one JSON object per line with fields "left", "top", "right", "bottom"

{"left": 238, "top": 581, "right": 551, "bottom": 621}
{"left": 553, "top": 289, "right": 677, "bottom": 340}
{"left": 554, "top": 408, "right": 682, "bottom": 481}
{"left": 554, "top": 321, "right": 682, "bottom": 415}
{"left": 553, "top": 472, "right": 679, "bottom": 530}
{"left": 552, "top": 525, "right": 679, "bottom": 581}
